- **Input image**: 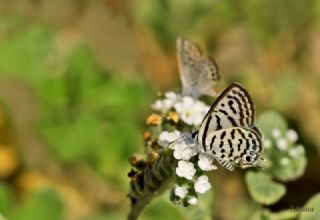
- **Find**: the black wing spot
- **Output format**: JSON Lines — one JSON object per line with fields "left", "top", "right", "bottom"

{"left": 219, "top": 109, "right": 228, "bottom": 116}
{"left": 238, "top": 139, "right": 243, "bottom": 151}
{"left": 210, "top": 135, "right": 216, "bottom": 150}
{"left": 216, "top": 115, "right": 222, "bottom": 130}
{"left": 228, "top": 100, "right": 237, "bottom": 114}
{"left": 228, "top": 116, "right": 237, "bottom": 126}
{"left": 220, "top": 131, "right": 226, "bottom": 139}
{"left": 228, "top": 139, "right": 232, "bottom": 148}
{"left": 238, "top": 129, "right": 246, "bottom": 138}
{"left": 228, "top": 148, "right": 234, "bottom": 158}
{"left": 231, "top": 129, "right": 236, "bottom": 139}
{"left": 219, "top": 141, "right": 224, "bottom": 148}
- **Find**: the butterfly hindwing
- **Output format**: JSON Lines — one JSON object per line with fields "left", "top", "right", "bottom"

{"left": 204, "top": 127, "right": 263, "bottom": 167}
{"left": 177, "top": 37, "right": 219, "bottom": 98}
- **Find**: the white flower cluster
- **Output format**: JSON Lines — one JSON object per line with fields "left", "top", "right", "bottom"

{"left": 265, "top": 128, "right": 305, "bottom": 166}
{"left": 158, "top": 131, "right": 216, "bottom": 205}
{"left": 152, "top": 92, "right": 209, "bottom": 126}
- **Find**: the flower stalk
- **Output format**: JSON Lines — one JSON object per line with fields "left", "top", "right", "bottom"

{"left": 127, "top": 150, "right": 177, "bottom": 220}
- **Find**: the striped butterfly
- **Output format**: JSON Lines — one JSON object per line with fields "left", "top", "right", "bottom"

{"left": 177, "top": 37, "right": 220, "bottom": 98}
{"left": 194, "top": 83, "right": 263, "bottom": 171}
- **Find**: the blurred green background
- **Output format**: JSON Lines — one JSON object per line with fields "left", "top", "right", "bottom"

{"left": 0, "top": 0, "right": 319, "bottom": 219}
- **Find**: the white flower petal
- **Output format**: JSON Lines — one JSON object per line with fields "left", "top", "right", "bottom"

{"left": 165, "top": 92, "right": 178, "bottom": 100}
{"left": 296, "top": 145, "right": 305, "bottom": 154}
{"left": 289, "top": 148, "right": 299, "bottom": 158}
{"left": 276, "top": 138, "right": 288, "bottom": 151}
{"left": 158, "top": 131, "right": 181, "bottom": 148}
{"left": 174, "top": 186, "right": 188, "bottom": 199}
{"left": 286, "top": 129, "right": 298, "bottom": 143}
{"left": 194, "top": 175, "right": 211, "bottom": 194}
{"left": 272, "top": 129, "right": 281, "bottom": 139}
{"left": 188, "top": 197, "right": 198, "bottom": 205}
{"left": 198, "top": 153, "right": 217, "bottom": 171}
{"left": 171, "top": 133, "right": 198, "bottom": 160}
{"left": 280, "top": 157, "right": 289, "bottom": 166}
{"left": 151, "top": 92, "right": 180, "bottom": 111}
{"left": 173, "top": 97, "right": 209, "bottom": 126}
{"left": 176, "top": 161, "right": 196, "bottom": 180}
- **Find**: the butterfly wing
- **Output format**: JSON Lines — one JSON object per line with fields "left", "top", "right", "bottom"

{"left": 197, "top": 83, "right": 263, "bottom": 169}
{"left": 197, "top": 83, "right": 257, "bottom": 147}
{"left": 177, "top": 37, "right": 219, "bottom": 98}
{"left": 204, "top": 127, "right": 263, "bottom": 170}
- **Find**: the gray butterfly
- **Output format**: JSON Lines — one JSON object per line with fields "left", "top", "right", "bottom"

{"left": 177, "top": 37, "right": 220, "bottom": 98}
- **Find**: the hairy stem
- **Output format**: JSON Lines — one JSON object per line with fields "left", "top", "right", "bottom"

{"left": 127, "top": 151, "right": 177, "bottom": 220}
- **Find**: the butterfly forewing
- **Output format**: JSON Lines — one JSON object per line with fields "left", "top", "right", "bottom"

{"left": 198, "top": 83, "right": 255, "bottom": 147}
{"left": 177, "top": 37, "right": 219, "bottom": 98}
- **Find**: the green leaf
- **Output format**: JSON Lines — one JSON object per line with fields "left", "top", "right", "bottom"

{"left": 0, "top": 184, "right": 13, "bottom": 217}
{"left": 177, "top": 190, "right": 213, "bottom": 220}
{"left": 249, "top": 208, "right": 272, "bottom": 220}
{"left": 257, "top": 111, "right": 288, "bottom": 139}
{"left": 10, "top": 188, "right": 64, "bottom": 220}
{"left": 0, "top": 213, "right": 8, "bottom": 220}
{"left": 245, "top": 171, "right": 286, "bottom": 205}
{"left": 0, "top": 18, "right": 52, "bottom": 83}
{"left": 273, "top": 154, "right": 307, "bottom": 181}
{"left": 141, "top": 195, "right": 183, "bottom": 220}
{"left": 299, "top": 193, "right": 320, "bottom": 220}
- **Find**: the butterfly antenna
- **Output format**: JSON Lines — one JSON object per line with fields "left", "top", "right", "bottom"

{"left": 260, "top": 157, "right": 266, "bottom": 161}
{"left": 256, "top": 164, "right": 265, "bottom": 171}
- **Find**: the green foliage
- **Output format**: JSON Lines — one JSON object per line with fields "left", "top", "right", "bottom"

{"left": 132, "top": 0, "right": 218, "bottom": 47}
{"left": 141, "top": 197, "right": 182, "bottom": 220}
{"left": 176, "top": 191, "right": 212, "bottom": 220}
{"left": 300, "top": 193, "right": 320, "bottom": 220}
{"left": 257, "top": 111, "right": 307, "bottom": 181}
{"left": 0, "top": 187, "right": 63, "bottom": 220}
{"left": 139, "top": 194, "right": 213, "bottom": 220}
{"left": 0, "top": 15, "right": 52, "bottom": 83}
{"left": 245, "top": 171, "right": 286, "bottom": 205}
{"left": 257, "top": 110, "right": 287, "bottom": 137}
{"left": 37, "top": 46, "right": 153, "bottom": 184}
{"left": 11, "top": 188, "right": 63, "bottom": 220}
{"left": 245, "top": 111, "right": 309, "bottom": 219}
{"left": 0, "top": 14, "right": 154, "bottom": 185}
{"left": 0, "top": 184, "right": 13, "bottom": 217}
{"left": 132, "top": 0, "right": 318, "bottom": 48}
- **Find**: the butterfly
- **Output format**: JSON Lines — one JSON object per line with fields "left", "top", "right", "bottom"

{"left": 193, "top": 83, "right": 263, "bottom": 171}
{"left": 177, "top": 37, "right": 220, "bottom": 98}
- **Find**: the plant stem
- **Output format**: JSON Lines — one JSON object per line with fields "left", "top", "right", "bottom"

{"left": 127, "top": 151, "right": 176, "bottom": 220}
